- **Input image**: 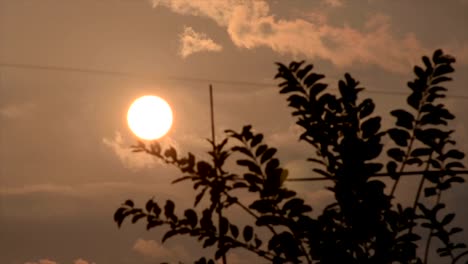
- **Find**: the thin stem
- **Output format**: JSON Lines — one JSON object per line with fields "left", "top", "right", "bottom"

{"left": 209, "top": 85, "right": 227, "bottom": 264}
{"left": 410, "top": 153, "right": 433, "bottom": 234}
{"left": 423, "top": 192, "right": 441, "bottom": 264}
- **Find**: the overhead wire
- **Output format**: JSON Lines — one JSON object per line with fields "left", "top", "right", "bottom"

{"left": 1, "top": 62, "right": 468, "bottom": 99}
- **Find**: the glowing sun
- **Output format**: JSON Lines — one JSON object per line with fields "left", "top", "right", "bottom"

{"left": 127, "top": 95, "right": 173, "bottom": 140}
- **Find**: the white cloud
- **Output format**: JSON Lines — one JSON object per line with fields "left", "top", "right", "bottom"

{"left": 73, "top": 258, "right": 96, "bottom": 264}
{"left": 24, "top": 258, "right": 95, "bottom": 264}
{"left": 133, "top": 239, "right": 173, "bottom": 258}
{"left": 151, "top": 0, "right": 468, "bottom": 73}
{"left": 24, "top": 260, "right": 57, "bottom": 264}
{"left": 133, "top": 239, "right": 190, "bottom": 261}
{"left": 324, "top": 0, "right": 344, "bottom": 7}
{"left": 179, "top": 26, "right": 223, "bottom": 58}
{"left": 0, "top": 102, "right": 35, "bottom": 119}
{"left": 102, "top": 131, "right": 175, "bottom": 170}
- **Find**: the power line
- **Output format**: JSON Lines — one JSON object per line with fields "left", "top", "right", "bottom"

{"left": 1, "top": 62, "right": 468, "bottom": 99}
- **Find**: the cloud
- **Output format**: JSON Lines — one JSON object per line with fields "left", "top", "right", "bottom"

{"left": 0, "top": 102, "right": 35, "bottom": 119}
{"left": 133, "top": 239, "right": 190, "bottom": 261}
{"left": 323, "top": 0, "right": 344, "bottom": 7}
{"left": 24, "top": 260, "right": 57, "bottom": 264}
{"left": 24, "top": 259, "right": 95, "bottom": 264}
{"left": 151, "top": 0, "right": 468, "bottom": 73}
{"left": 179, "top": 26, "right": 223, "bottom": 58}
{"left": 73, "top": 258, "right": 96, "bottom": 264}
{"left": 102, "top": 131, "right": 176, "bottom": 170}
{"left": 133, "top": 239, "right": 173, "bottom": 259}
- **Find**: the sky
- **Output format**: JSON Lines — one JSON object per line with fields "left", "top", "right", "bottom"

{"left": 0, "top": 0, "right": 467, "bottom": 263}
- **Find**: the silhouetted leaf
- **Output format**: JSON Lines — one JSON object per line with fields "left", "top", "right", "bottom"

{"left": 304, "top": 73, "right": 325, "bottom": 87}
{"left": 255, "top": 144, "right": 268, "bottom": 157}
{"left": 387, "top": 161, "right": 398, "bottom": 179}
{"left": 431, "top": 76, "right": 452, "bottom": 85}
{"left": 261, "top": 148, "right": 277, "bottom": 163}
{"left": 411, "top": 148, "right": 432, "bottom": 157}
{"left": 424, "top": 187, "right": 437, "bottom": 197}
{"left": 203, "top": 237, "right": 217, "bottom": 248}
{"left": 194, "top": 187, "right": 207, "bottom": 207}
{"left": 441, "top": 213, "right": 455, "bottom": 226}
{"left": 232, "top": 146, "right": 253, "bottom": 158}
{"left": 220, "top": 217, "right": 228, "bottom": 235}
{"left": 250, "top": 199, "right": 275, "bottom": 213}
{"left": 124, "top": 200, "right": 134, "bottom": 207}
{"left": 359, "top": 99, "right": 375, "bottom": 119}
{"left": 250, "top": 134, "right": 263, "bottom": 148}
{"left": 164, "top": 147, "right": 177, "bottom": 160}
{"left": 164, "top": 200, "right": 176, "bottom": 221}
{"left": 446, "top": 161, "right": 465, "bottom": 169}
{"left": 388, "top": 148, "right": 406, "bottom": 162}
{"left": 230, "top": 224, "right": 239, "bottom": 238}
{"left": 184, "top": 209, "right": 198, "bottom": 228}
{"left": 361, "top": 117, "right": 381, "bottom": 138}
{"left": 162, "top": 229, "right": 178, "bottom": 242}
{"left": 444, "top": 150, "right": 465, "bottom": 160}
{"left": 237, "top": 159, "right": 262, "bottom": 175}
{"left": 388, "top": 128, "right": 410, "bottom": 147}
{"left": 391, "top": 110, "right": 414, "bottom": 129}
{"left": 243, "top": 226, "right": 254, "bottom": 242}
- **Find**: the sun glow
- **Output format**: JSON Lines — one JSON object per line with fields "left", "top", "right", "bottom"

{"left": 127, "top": 95, "right": 173, "bottom": 140}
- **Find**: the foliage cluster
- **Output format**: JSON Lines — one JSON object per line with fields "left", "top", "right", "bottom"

{"left": 114, "top": 50, "right": 467, "bottom": 264}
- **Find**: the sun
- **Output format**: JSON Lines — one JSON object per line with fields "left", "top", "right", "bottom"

{"left": 127, "top": 95, "right": 173, "bottom": 140}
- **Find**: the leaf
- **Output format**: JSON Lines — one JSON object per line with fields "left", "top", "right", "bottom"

{"left": 387, "top": 148, "right": 406, "bottom": 162}
{"left": 411, "top": 148, "right": 432, "bottom": 157}
{"left": 359, "top": 99, "right": 375, "bottom": 119}
{"left": 230, "top": 224, "right": 239, "bottom": 238}
{"left": 231, "top": 146, "right": 253, "bottom": 158}
{"left": 162, "top": 229, "right": 178, "bottom": 242}
{"left": 164, "top": 200, "right": 175, "bottom": 220}
{"left": 310, "top": 83, "right": 328, "bottom": 98}
{"left": 445, "top": 149, "right": 465, "bottom": 160}
{"left": 250, "top": 134, "right": 264, "bottom": 148}
{"left": 261, "top": 148, "right": 277, "bottom": 163}
{"left": 243, "top": 226, "right": 254, "bottom": 242}
{"left": 146, "top": 218, "right": 163, "bottom": 230}
{"left": 203, "top": 237, "right": 217, "bottom": 248}
{"left": 172, "top": 176, "right": 193, "bottom": 184}
{"left": 114, "top": 207, "right": 127, "bottom": 227}
{"left": 431, "top": 76, "right": 452, "bottom": 85}
{"left": 124, "top": 200, "right": 134, "bottom": 207}
{"left": 360, "top": 117, "right": 381, "bottom": 138}
{"left": 164, "top": 147, "right": 177, "bottom": 160}
{"left": 424, "top": 187, "right": 437, "bottom": 197}
{"left": 255, "top": 144, "right": 268, "bottom": 157}
{"left": 219, "top": 217, "right": 228, "bottom": 235}
{"left": 304, "top": 73, "right": 325, "bottom": 87}
{"left": 388, "top": 128, "right": 410, "bottom": 147}
{"left": 405, "top": 158, "right": 423, "bottom": 166}
{"left": 391, "top": 110, "right": 414, "bottom": 129}
{"left": 194, "top": 187, "right": 207, "bottom": 207}
{"left": 237, "top": 159, "right": 262, "bottom": 175}
{"left": 296, "top": 64, "right": 313, "bottom": 79}
{"left": 233, "top": 182, "right": 248, "bottom": 189}
{"left": 288, "top": 94, "right": 308, "bottom": 108}
{"left": 184, "top": 209, "right": 198, "bottom": 228}
{"left": 249, "top": 199, "right": 275, "bottom": 213}
{"left": 386, "top": 161, "right": 398, "bottom": 179}
{"left": 441, "top": 213, "right": 455, "bottom": 226}
{"left": 244, "top": 173, "right": 263, "bottom": 185}
{"left": 446, "top": 161, "right": 465, "bottom": 169}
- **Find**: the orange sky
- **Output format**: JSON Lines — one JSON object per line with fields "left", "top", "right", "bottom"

{"left": 1, "top": 0, "right": 467, "bottom": 263}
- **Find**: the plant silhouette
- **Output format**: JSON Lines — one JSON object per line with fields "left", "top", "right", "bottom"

{"left": 114, "top": 49, "right": 467, "bottom": 264}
